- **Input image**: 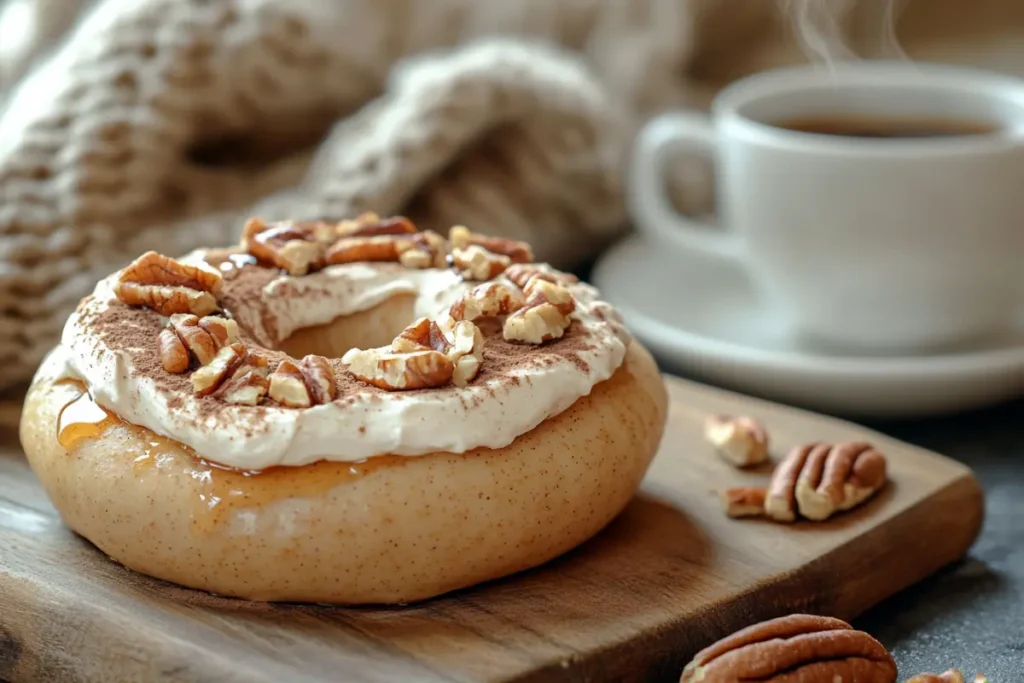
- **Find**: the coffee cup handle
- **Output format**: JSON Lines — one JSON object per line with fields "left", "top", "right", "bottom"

{"left": 630, "top": 112, "right": 743, "bottom": 262}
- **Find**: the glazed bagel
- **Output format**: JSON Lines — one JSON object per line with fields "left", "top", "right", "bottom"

{"left": 20, "top": 216, "right": 668, "bottom": 604}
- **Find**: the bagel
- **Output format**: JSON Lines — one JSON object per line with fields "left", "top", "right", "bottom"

{"left": 20, "top": 215, "right": 668, "bottom": 604}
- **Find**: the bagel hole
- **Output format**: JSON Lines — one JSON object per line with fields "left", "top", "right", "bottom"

{"left": 275, "top": 294, "right": 417, "bottom": 360}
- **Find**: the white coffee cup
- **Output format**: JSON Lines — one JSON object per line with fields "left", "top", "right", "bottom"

{"left": 630, "top": 62, "right": 1024, "bottom": 352}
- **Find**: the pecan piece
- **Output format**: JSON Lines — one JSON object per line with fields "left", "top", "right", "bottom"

{"left": 219, "top": 368, "right": 270, "bottom": 406}
{"left": 335, "top": 213, "right": 417, "bottom": 238}
{"left": 450, "top": 245, "right": 511, "bottom": 281}
{"left": 115, "top": 251, "right": 222, "bottom": 316}
{"left": 704, "top": 415, "right": 769, "bottom": 468}
{"left": 241, "top": 218, "right": 328, "bottom": 276}
{"left": 447, "top": 320, "right": 485, "bottom": 387}
{"left": 448, "top": 282, "right": 524, "bottom": 322}
{"left": 680, "top": 614, "right": 897, "bottom": 683}
{"left": 766, "top": 442, "right": 888, "bottom": 523}
{"left": 449, "top": 225, "right": 533, "bottom": 263}
{"left": 192, "top": 344, "right": 247, "bottom": 397}
{"left": 721, "top": 487, "right": 767, "bottom": 519}
{"left": 198, "top": 315, "right": 241, "bottom": 349}
{"left": 343, "top": 347, "right": 454, "bottom": 391}
{"left": 392, "top": 318, "right": 451, "bottom": 355}
{"left": 906, "top": 672, "right": 987, "bottom": 683}
{"left": 158, "top": 328, "right": 190, "bottom": 374}
{"left": 502, "top": 279, "right": 576, "bottom": 344}
{"left": 503, "top": 263, "right": 578, "bottom": 289}
{"left": 268, "top": 356, "right": 337, "bottom": 408}
{"left": 396, "top": 230, "right": 447, "bottom": 269}
{"left": 169, "top": 314, "right": 218, "bottom": 366}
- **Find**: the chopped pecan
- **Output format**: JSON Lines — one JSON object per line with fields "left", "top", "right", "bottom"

{"left": 300, "top": 355, "right": 336, "bottom": 404}
{"left": 503, "top": 263, "right": 578, "bottom": 289}
{"left": 396, "top": 230, "right": 447, "bottom": 269}
{"left": 502, "top": 279, "right": 576, "bottom": 344}
{"left": 392, "top": 318, "right": 451, "bottom": 355}
{"left": 323, "top": 235, "right": 405, "bottom": 265}
{"left": 115, "top": 251, "right": 222, "bottom": 316}
{"left": 198, "top": 315, "right": 240, "bottom": 349}
{"left": 448, "top": 320, "right": 485, "bottom": 386}
{"left": 169, "top": 314, "right": 218, "bottom": 366}
{"left": 335, "top": 213, "right": 417, "bottom": 238}
{"left": 192, "top": 344, "right": 247, "bottom": 397}
{"left": 448, "top": 282, "right": 524, "bottom": 322}
{"left": 241, "top": 218, "right": 328, "bottom": 276}
{"left": 450, "top": 245, "right": 511, "bottom": 281}
{"left": 721, "top": 487, "right": 767, "bottom": 519}
{"left": 268, "top": 360, "right": 312, "bottom": 408}
{"left": 157, "top": 328, "right": 190, "bottom": 374}
{"left": 704, "top": 415, "right": 770, "bottom": 468}
{"left": 343, "top": 346, "right": 454, "bottom": 391}
{"left": 449, "top": 225, "right": 533, "bottom": 263}
{"left": 765, "top": 442, "right": 888, "bottom": 523}
{"left": 219, "top": 368, "right": 270, "bottom": 406}
{"left": 906, "top": 672, "right": 987, "bottom": 683}
{"left": 680, "top": 614, "right": 897, "bottom": 683}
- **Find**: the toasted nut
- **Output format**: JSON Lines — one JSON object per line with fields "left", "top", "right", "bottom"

{"left": 449, "top": 225, "right": 533, "bottom": 263}
{"left": 157, "top": 328, "right": 190, "bottom": 374}
{"left": 115, "top": 251, "right": 222, "bottom": 316}
{"left": 324, "top": 235, "right": 405, "bottom": 265}
{"left": 219, "top": 368, "right": 270, "bottom": 406}
{"left": 704, "top": 415, "right": 770, "bottom": 468}
{"left": 198, "top": 315, "right": 240, "bottom": 349}
{"left": 343, "top": 347, "right": 454, "bottom": 390}
{"left": 766, "top": 442, "right": 888, "bottom": 523}
{"left": 396, "top": 230, "right": 447, "bottom": 269}
{"left": 450, "top": 245, "right": 511, "bottom": 281}
{"left": 449, "top": 282, "right": 525, "bottom": 322}
{"left": 906, "top": 672, "right": 987, "bottom": 683}
{"left": 300, "top": 355, "right": 336, "bottom": 404}
{"left": 169, "top": 314, "right": 218, "bottom": 366}
{"left": 192, "top": 343, "right": 247, "bottom": 397}
{"left": 680, "top": 614, "right": 897, "bottom": 683}
{"left": 268, "top": 360, "right": 312, "bottom": 408}
{"left": 392, "top": 318, "right": 452, "bottom": 354}
{"left": 336, "top": 214, "right": 417, "bottom": 238}
{"left": 242, "top": 218, "right": 326, "bottom": 276}
{"left": 448, "top": 320, "right": 485, "bottom": 387}
{"left": 721, "top": 487, "right": 767, "bottom": 519}
{"left": 504, "top": 263, "right": 578, "bottom": 289}
{"left": 502, "top": 278, "right": 577, "bottom": 344}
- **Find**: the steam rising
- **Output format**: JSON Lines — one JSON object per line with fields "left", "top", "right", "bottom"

{"left": 783, "top": 0, "right": 909, "bottom": 68}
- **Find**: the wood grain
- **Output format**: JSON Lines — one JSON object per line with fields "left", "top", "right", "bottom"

{"left": 0, "top": 376, "right": 983, "bottom": 683}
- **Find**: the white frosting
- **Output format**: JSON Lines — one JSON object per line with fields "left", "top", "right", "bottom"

{"left": 56, "top": 256, "right": 631, "bottom": 470}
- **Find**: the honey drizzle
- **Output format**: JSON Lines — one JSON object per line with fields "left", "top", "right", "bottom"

{"left": 54, "top": 381, "right": 409, "bottom": 534}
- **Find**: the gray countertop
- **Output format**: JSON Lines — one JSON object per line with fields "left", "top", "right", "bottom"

{"left": 854, "top": 400, "right": 1024, "bottom": 680}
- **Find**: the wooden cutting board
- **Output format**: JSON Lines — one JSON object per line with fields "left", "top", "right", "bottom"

{"left": 0, "top": 376, "right": 983, "bottom": 683}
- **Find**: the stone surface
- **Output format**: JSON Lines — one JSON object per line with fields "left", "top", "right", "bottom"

{"left": 856, "top": 399, "right": 1024, "bottom": 679}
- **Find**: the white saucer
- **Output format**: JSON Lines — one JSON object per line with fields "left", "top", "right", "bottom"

{"left": 592, "top": 235, "right": 1024, "bottom": 418}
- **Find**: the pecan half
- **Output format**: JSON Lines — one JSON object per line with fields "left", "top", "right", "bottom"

{"left": 502, "top": 279, "right": 576, "bottom": 344}
{"left": 157, "top": 328, "right": 190, "bottom": 374}
{"left": 192, "top": 344, "right": 247, "bottom": 397}
{"left": 449, "top": 225, "right": 533, "bottom": 263}
{"left": 450, "top": 245, "right": 511, "bottom": 281}
{"left": 704, "top": 415, "right": 770, "bottom": 468}
{"left": 721, "top": 487, "right": 767, "bottom": 519}
{"left": 115, "top": 251, "right": 222, "bottom": 316}
{"left": 448, "top": 282, "right": 525, "bottom": 322}
{"left": 343, "top": 346, "right": 454, "bottom": 391}
{"left": 503, "top": 263, "right": 578, "bottom": 289}
{"left": 680, "top": 614, "right": 897, "bottom": 683}
{"left": 267, "top": 355, "right": 337, "bottom": 408}
{"left": 242, "top": 218, "right": 329, "bottom": 276}
{"left": 766, "top": 442, "right": 888, "bottom": 523}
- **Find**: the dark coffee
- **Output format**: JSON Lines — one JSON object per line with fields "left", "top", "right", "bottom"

{"left": 774, "top": 115, "right": 999, "bottom": 139}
